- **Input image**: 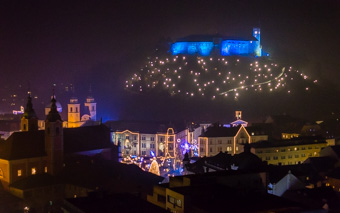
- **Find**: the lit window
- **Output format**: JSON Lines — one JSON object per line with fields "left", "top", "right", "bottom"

{"left": 31, "top": 168, "right": 36, "bottom": 175}
{"left": 45, "top": 166, "right": 48, "bottom": 173}
{"left": 17, "top": 170, "right": 22, "bottom": 177}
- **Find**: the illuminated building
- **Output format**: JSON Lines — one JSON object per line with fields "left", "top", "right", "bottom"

{"left": 0, "top": 95, "right": 116, "bottom": 190}
{"left": 171, "top": 28, "right": 265, "bottom": 57}
{"left": 108, "top": 121, "right": 176, "bottom": 158}
{"left": 67, "top": 92, "right": 97, "bottom": 128}
{"left": 250, "top": 137, "right": 328, "bottom": 165}
{"left": 42, "top": 90, "right": 97, "bottom": 129}
{"left": 198, "top": 125, "right": 251, "bottom": 156}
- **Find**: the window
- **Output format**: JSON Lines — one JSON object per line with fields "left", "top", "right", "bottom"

{"left": 200, "top": 147, "right": 204, "bottom": 152}
{"left": 217, "top": 147, "right": 222, "bottom": 152}
{"left": 295, "top": 155, "right": 299, "bottom": 158}
{"left": 218, "top": 140, "right": 222, "bottom": 144}
{"left": 227, "top": 140, "right": 232, "bottom": 144}
{"left": 273, "top": 156, "right": 278, "bottom": 160}
{"left": 151, "top": 137, "right": 155, "bottom": 141}
{"left": 236, "top": 147, "right": 239, "bottom": 151}
{"left": 70, "top": 107, "right": 73, "bottom": 112}
{"left": 281, "top": 149, "right": 286, "bottom": 152}
{"left": 209, "top": 140, "right": 213, "bottom": 145}
{"left": 44, "top": 167, "right": 48, "bottom": 173}
{"left": 76, "top": 107, "right": 78, "bottom": 113}
{"left": 227, "top": 147, "right": 232, "bottom": 151}
{"left": 281, "top": 156, "right": 286, "bottom": 159}
{"left": 142, "top": 143, "right": 146, "bottom": 148}
{"left": 301, "top": 153, "right": 306, "bottom": 157}
{"left": 288, "top": 155, "right": 292, "bottom": 159}
{"left": 169, "top": 144, "right": 173, "bottom": 150}
{"left": 17, "top": 170, "right": 22, "bottom": 177}
{"left": 31, "top": 168, "right": 36, "bottom": 175}
{"left": 168, "top": 196, "right": 175, "bottom": 204}
{"left": 168, "top": 137, "right": 174, "bottom": 142}
{"left": 134, "top": 136, "right": 137, "bottom": 140}
{"left": 150, "top": 144, "right": 155, "bottom": 149}
{"left": 176, "top": 199, "right": 182, "bottom": 207}
{"left": 141, "top": 136, "right": 146, "bottom": 140}
{"left": 142, "top": 151, "right": 146, "bottom": 155}
{"left": 265, "top": 156, "right": 270, "bottom": 160}
{"left": 302, "top": 147, "right": 306, "bottom": 150}
{"left": 210, "top": 148, "right": 213, "bottom": 152}
{"left": 308, "top": 146, "right": 312, "bottom": 149}
{"left": 160, "top": 137, "right": 163, "bottom": 142}
{"left": 126, "top": 135, "right": 129, "bottom": 139}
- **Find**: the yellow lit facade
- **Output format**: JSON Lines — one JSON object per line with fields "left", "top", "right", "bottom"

{"left": 251, "top": 142, "right": 328, "bottom": 165}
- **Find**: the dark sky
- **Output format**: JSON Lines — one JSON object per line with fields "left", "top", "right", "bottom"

{"left": 0, "top": 0, "right": 339, "bottom": 122}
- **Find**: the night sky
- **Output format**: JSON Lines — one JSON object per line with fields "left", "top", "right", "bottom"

{"left": 0, "top": 0, "right": 339, "bottom": 123}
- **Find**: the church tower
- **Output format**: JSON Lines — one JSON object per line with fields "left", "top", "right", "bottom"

{"left": 21, "top": 92, "right": 38, "bottom": 131}
{"left": 84, "top": 87, "right": 96, "bottom": 121}
{"left": 45, "top": 96, "right": 64, "bottom": 175}
{"left": 68, "top": 96, "right": 81, "bottom": 127}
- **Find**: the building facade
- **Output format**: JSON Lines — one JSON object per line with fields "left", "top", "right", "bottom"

{"left": 250, "top": 138, "right": 328, "bottom": 165}
{"left": 170, "top": 28, "right": 266, "bottom": 57}
{"left": 198, "top": 125, "right": 251, "bottom": 156}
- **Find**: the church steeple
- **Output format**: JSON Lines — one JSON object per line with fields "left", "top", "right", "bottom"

{"left": 46, "top": 96, "right": 62, "bottom": 122}
{"left": 45, "top": 93, "right": 64, "bottom": 175}
{"left": 21, "top": 91, "right": 38, "bottom": 131}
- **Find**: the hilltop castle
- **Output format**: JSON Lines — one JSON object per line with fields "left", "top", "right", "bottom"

{"left": 170, "top": 27, "right": 268, "bottom": 57}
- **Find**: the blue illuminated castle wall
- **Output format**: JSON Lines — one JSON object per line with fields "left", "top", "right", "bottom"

{"left": 171, "top": 28, "right": 267, "bottom": 57}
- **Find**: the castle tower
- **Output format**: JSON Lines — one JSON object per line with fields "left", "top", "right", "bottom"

{"left": 84, "top": 86, "right": 96, "bottom": 121}
{"left": 253, "top": 28, "right": 262, "bottom": 56}
{"left": 45, "top": 96, "right": 64, "bottom": 175}
{"left": 21, "top": 92, "right": 38, "bottom": 131}
{"left": 68, "top": 96, "right": 81, "bottom": 127}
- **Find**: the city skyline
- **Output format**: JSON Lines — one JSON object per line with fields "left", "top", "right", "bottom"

{"left": 0, "top": 0, "right": 339, "bottom": 122}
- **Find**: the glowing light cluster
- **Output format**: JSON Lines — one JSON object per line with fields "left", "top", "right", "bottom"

{"left": 125, "top": 55, "right": 317, "bottom": 99}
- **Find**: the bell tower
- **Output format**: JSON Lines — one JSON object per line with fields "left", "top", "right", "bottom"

{"left": 84, "top": 86, "right": 96, "bottom": 121}
{"left": 68, "top": 96, "right": 80, "bottom": 127}
{"left": 21, "top": 91, "right": 38, "bottom": 131}
{"left": 45, "top": 95, "right": 64, "bottom": 175}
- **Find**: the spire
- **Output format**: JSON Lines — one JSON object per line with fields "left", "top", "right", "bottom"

{"left": 23, "top": 91, "right": 37, "bottom": 119}
{"left": 46, "top": 94, "right": 62, "bottom": 122}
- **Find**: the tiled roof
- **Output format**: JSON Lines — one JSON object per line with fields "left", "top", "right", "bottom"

{"left": 200, "top": 126, "right": 240, "bottom": 137}
{"left": 0, "top": 125, "right": 114, "bottom": 160}
{"left": 0, "top": 130, "right": 45, "bottom": 160}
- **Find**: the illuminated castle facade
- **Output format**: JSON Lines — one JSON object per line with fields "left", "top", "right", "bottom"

{"left": 171, "top": 28, "right": 267, "bottom": 57}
